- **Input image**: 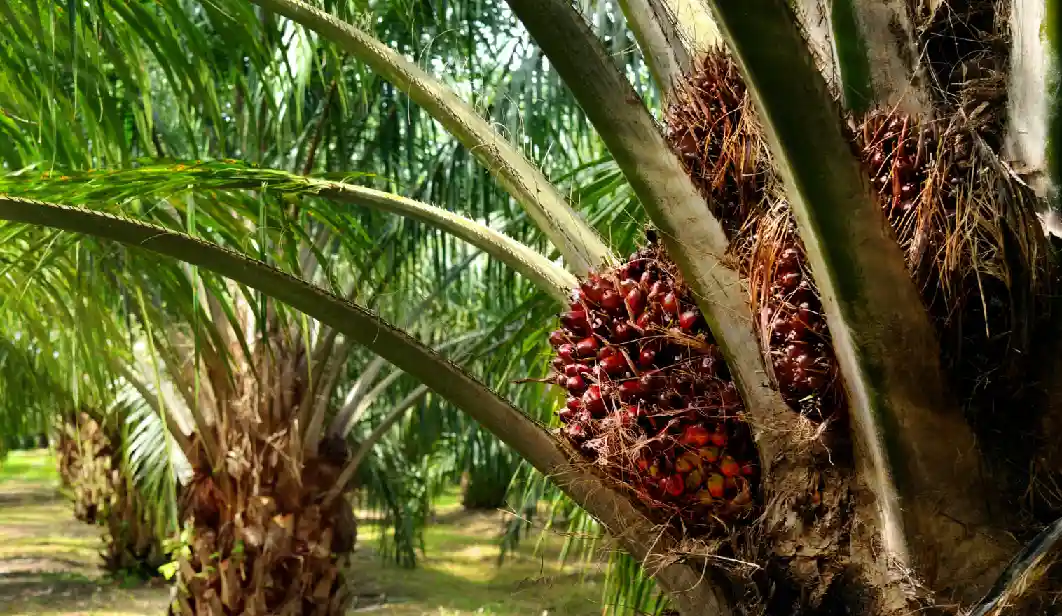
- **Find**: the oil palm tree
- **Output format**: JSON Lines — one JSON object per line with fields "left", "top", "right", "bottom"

{"left": 4, "top": 0, "right": 1062, "bottom": 615}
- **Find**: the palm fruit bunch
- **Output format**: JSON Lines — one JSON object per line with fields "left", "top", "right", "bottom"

{"left": 853, "top": 109, "right": 1050, "bottom": 405}
{"left": 748, "top": 212, "right": 845, "bottom": 422}
{"left": 547, "top": 234, "right": 759, "bottom": 532}
{"left": 666, "top": 48, "right": 847, "bottom": 423}
{"left": 665, "top": 50, "right": 767, "bottom": 240}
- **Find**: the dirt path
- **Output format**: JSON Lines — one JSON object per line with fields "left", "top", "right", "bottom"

{"left": 1, "top": 450, "right": 609, "bottom": 615}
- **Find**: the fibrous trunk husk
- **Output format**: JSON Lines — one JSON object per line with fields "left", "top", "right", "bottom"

{"left": 170, "top": 337, "right": 358, "bottom": 616}
{"left": 57, "top": 409, "right": 169, "bottom": 576}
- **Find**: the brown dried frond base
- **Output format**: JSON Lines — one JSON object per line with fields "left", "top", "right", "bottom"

{"left": 171, "top": 426, "right": 357, "bottom": 614}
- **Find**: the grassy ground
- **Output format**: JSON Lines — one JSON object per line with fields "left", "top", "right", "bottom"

{"left": 0, "top": 449, "right": 607, "bottom": 615}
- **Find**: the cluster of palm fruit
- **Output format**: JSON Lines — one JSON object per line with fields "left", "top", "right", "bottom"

{"left": 665, "top": 51, "right": 766, "bottom": 240}
{"left": 750, "top": 223, "right": 845, "bottom": 421}
{"left": 666, "top": 50, "right": 847, "bottom": 423}
{"left": 547, "top": 237, "right": 759, "bottom": 530}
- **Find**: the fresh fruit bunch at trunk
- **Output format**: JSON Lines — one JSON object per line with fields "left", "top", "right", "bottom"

{"left": 666, "top": 49, "right": 847, "bottom": 423}
{"left": 102, "top": 471, "right": 169, "bottom": 578}
{"left": 548, "top": 236, "right": 760, "bottom": 533}
{"left": 748, "top": 208, "right": 846, "bottom": 422}
{"left": 853, "top": 110, "right": 1050, "bottom": 407}
{"left": 665, "top": 51, "right": 769, "bottom": 243}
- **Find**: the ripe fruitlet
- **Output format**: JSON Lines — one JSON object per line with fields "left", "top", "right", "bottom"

{"left": 675, "top": 456, "right": 695, "bottom": 473}
{"left": 709, "top": 428, "right": 727, "bottom": 447}
{"left": 549, "top": 330, "right": 567, "bottom": 347}
{"left": 560, "top": 310, "right": 589, "bottom": 332}
{"left": 566, "top": 375, "right": 587, "bottom": 393}
{"left": 662, "top": 475, "right": 685, "bottom": 497}
{"left": 638, "top": 348, "right": 657, "bottom": 368}
{"left": 558, "top": 344, "right": 575, "bottom": 361}
{"left": 600, "top": 354, "right": 627, "bottom": 375}
{"left": 600, "top": 289, "right": 623, "bottom": 312}
{"left": 680, "top": 425, "right": 710, "bottom": 447}
{"left": 741, "top": 463, "right": 756, "bottom": 476}
{"left": 679, "top": 310, "right": 700, "bottom": 331}
{"left": 662, "top": 292, "right": 679, "bottom": 314}
{"left": 566, "top": 397, "right": 582, "bottom": 412}
{"left": 625, "top": 288, "right": 645, "bottom": 315}
{"left": 576, "top": 336, "right": 599, "bottom": 357}
{"left": 582, "top": 385, "right": 605, "bottom": 415}
{"left": 618, "top": 380, "right": 642, "bottom": 400}
{"left": 720, "top": 456, "right": 741, "bottom": 477}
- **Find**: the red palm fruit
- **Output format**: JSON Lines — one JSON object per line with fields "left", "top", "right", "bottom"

{"left": 579, "top": 277, "right": 605, "bottom": 304}
{"left": 636, "top": 311, "right": 655, "bottom": 330}
{"left": 566, "top": 397, "right": 582, "bottom": 412}
{"left": 706, "top": 473, "right": 725, "bottom": 498}
{"left": 698, "top": 446, "right": 720, "bottom": 463}
{"left": 625, "top": 287, "right": 645, "bottom": 315}
{"left": 741, "top": 462, "right": 756, "bottom": 476}
{"left": 558, "top": 343, "right": 575, "bottom": 361}
{"left": 675, "top": 455, "right": 695, "bottom": 473}
{"left": 709, "top": 428, "right": 727, "bottom": 447}
{"left": 679, "top": 424, "right": 711, "bottom": 447}
{"left": 576, "top": 336, "right": 599, "bottom": 357}
{"left": 551, "top": 357, "right": 565, "bottom": 371}
{"left": 582, "top": 385, "right": 605, "bottom": 415}
{"left": 566, "top": 375, "right": 587, "bottom": 393}
{"left": 662, "top": 475, "right": 685, "bottom": 497}
{"left": 720, "top": 456, "right": 741, "bottom": 477}
{"left": 636, "top": 455, "right": 650, "bottom": 472}
{"left": 557, "top": 406, "right": 574, "bottom": 422}
{"left": 549, "top": 330, "right": 568, "bottom": 347}
{"left": 648, "top": 280, "right": 668, "bottom": 301}
{"left": 780, "top": 271, "right": 801, "bottom": 291}
{"left": 661, "top": 292, "right": 679, "bottom": 314}
{"left": 639, "top": 270, "right": 655, "bottom": 286}
{"left": 600, "top": 289, "right": 623, "bottom": 312}
{"left": 685, "top": 469, "right": 704, "bottom": 491}
{"left": 600, "top": 354, "right": 627, "bottom": 375}
{"left": 619, "top": 278, "right": 638, "bottom": 296}
{"left": 618, "top": 379, "right": 642, "bottom": 400}
{"left": 564, "top": 364, "right": 582, "bottom": 377}
{"left": 597, "top": 345, "right": 618, "bottom": 359}
{"left": 678, "top": 309, "right": 700, "bottom": 331}
{"left": 560, "top": 310, "right": 589, "bottom": 332}
{"left": 613, "top": 322, "right": 634, "bottom": 342}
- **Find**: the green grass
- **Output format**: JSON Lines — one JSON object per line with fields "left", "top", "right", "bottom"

{"left": 0, "top": 448, "right": 61, "bottom": 486}
{"left": 1, "top": 450, "right": 610, "bottom": 615}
